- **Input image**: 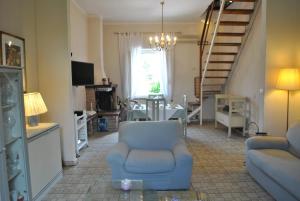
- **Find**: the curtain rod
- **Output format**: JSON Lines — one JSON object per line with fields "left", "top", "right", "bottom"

{"left": 113, "top": 32, "right": 182, "bottom": 35}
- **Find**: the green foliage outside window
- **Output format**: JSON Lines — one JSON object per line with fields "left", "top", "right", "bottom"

{"left": 150, "top": 82, "right": 160, "bottom": 93}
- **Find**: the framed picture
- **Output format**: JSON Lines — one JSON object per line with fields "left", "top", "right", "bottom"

{"left": 0, "top": 31, "right": 26, "bottom": 91}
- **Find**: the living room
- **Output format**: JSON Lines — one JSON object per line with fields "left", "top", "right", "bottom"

{"left": 0, "top": 0, "right": 300, "bottom": 201}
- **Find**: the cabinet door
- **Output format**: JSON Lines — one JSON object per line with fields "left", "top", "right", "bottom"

{"left": 0, "top": 151, "right": 9, "bottom": 201}
{"left": 0, "top": 74, "right": 9, "bottom": 201}
{"left": 0, "top": 67, "right": 31, "bottom": 201}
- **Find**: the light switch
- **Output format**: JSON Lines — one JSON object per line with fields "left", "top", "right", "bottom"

{"left": 259, "top": 88, "right": 264, "bottom": 94}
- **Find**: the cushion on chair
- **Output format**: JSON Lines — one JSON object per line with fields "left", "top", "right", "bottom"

{"left": 248, "top": 149, "right": 300, "bottom": 199}
{"left": 125, "top": 149, "right": 175, "bottom": 174}
{"left": 287, "top": 123, "right": 300, "bottom": 158}
{"left": 119, "top": 121, "right": 182, "bottom": 150}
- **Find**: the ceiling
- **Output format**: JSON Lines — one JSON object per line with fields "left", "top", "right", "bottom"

{"left": 74, "top": 0, "right": 212, "bottom": 23}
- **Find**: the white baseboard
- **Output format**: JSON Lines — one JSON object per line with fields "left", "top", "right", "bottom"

{"left": 33, "top": 170, "right": 63, "bottom": 201}
{"left": 63, "top": 158, "right": 78, "bottom": 166}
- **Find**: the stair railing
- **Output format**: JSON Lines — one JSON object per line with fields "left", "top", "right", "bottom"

{"left": 187, "top": 0, "right": 225, "bottom": 123}
{"left": 199, "top": 0, "right": 225, "bottom": 125}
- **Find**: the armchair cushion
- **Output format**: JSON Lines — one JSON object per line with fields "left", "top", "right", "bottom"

{"left": 125, "top": 149, "right": 175, "bottom": 174}
{"left": 246, "top": 136, "right": 289, "bottom": 151}
{"left": 248, "top": 149, "right": 300, "bottom": 199}
{"left": 106, "top": 142, "right": 129, "bottom": 166}
{"left": 119, "top": 121, "right": 182, "bottom": 150}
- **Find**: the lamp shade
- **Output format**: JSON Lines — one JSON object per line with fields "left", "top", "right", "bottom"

{"left": 276, "top": 68, "right": 300, "bottom": 91}
{"left": 24, "top": 92, "right": 48, "bottom": 117}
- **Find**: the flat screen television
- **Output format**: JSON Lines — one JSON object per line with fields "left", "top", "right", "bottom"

{"left": 71, "top": 61, "right": 94, "bottom": 86}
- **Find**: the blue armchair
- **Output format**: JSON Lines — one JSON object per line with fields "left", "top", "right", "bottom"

{"left": 106, "top": 121, "right": 193, "bottom": 190}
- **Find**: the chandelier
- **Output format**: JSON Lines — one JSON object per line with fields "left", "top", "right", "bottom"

{"left": 149, "top": 0, "right": 177, "bottom": 51}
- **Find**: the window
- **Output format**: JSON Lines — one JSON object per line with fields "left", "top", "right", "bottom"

{"left": 131, "top": 48, "right": 167, "bottom": 98}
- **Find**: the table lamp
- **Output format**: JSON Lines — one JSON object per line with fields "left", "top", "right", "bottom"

{"left": 276, "top": 68, "right": 300, "bottom": 130}
{"left": 24, "top": 92, "right": 48, "bottom": 127}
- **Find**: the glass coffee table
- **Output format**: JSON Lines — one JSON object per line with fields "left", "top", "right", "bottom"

{"left": 86, "top": 179, "right": 208, "bottom": 201}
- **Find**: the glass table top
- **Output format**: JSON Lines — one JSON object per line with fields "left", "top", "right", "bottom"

{"left": 86, "top": 179, "right": 208, "bottom": 201}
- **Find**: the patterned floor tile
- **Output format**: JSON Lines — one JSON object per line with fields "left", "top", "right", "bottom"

{"left": 43, "top": 123, "right": 274, "bottom": 201}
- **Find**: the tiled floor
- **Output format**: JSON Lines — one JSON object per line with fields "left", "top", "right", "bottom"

{"left": 43, "top": 124, "right": 274, "bottom": 201}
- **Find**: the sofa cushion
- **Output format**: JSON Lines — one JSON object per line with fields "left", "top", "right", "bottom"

{"left": 287, "top": 123, "right": 300, "bottom": 158}
{"left": 125, "top": 149, "right": 175, "bottom": 174}
{"left": 248, "top": 149, "right": 300, "bottom": 199}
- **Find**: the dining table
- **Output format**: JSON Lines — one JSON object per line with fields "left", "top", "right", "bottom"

{"left": 127, "top": 103, "right": 185, "bottom": 121}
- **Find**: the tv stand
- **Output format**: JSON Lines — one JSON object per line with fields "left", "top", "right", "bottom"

{"left": 98, "top": 110, "right": 120, "bottom": 132}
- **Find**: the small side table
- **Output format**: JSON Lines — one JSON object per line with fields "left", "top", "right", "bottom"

{"left": 87, "top": 112, "right": 97, "bottom": 135}
{"left": 98, "top": 110, "right": 120, "bottom": 131}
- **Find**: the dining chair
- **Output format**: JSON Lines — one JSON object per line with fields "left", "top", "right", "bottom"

{"left": 127, "top": 98, "right": 148, "bottom": 121}
{"left": 146, "top": 95, "right": 166, "bottom": 121}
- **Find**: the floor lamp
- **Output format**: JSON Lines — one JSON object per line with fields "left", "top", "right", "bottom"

{"left": 276, "top": 68, "right": 300, "bottom": 130}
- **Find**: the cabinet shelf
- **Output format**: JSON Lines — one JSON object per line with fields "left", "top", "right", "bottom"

{"left": 77, "top": 140, "right": 87, "bottom": 150}
{"left": 5, "top": 136, "right": 20, "bottom": 146}
{"left": 77, "top": 123, "right": 86, "bottom": 130}
{"left": 1, "top": 102, "right": 17, "bottom": 110}
{"left": 74, "top": 111, "right": 88, "bottom": 157}
{"left": 8, "top": 169, "right": 22, "bottom": 182}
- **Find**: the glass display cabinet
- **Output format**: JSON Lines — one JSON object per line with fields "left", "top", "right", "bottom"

{"left": 0, "top": 66, "right": 31, "bottom": 201}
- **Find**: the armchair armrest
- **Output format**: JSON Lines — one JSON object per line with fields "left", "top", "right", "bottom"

{"left": 173, "top": 140, "right": 193, "bottom": 166}
{"left": 246, "top": 136, "right": 289, "bottom": 151}
{"left": 106, "top": 142, "right": 129, "bottom": 166}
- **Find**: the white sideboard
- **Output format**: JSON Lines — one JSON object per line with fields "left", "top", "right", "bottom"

{"left": 215, "top": 94, "right": 247, "bottom": 137}
{"left": 27, "top": 123, "right": 62, "bottom": 201}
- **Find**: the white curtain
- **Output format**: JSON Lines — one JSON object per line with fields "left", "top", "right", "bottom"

{"left": 118, "top": 33, "right": 143, "bottom": 99}
{"left": 164, "top": 48, "right": 175, "bottom": 101}
{"left": 130, "top": 47, "right": 144, "bottom": 98}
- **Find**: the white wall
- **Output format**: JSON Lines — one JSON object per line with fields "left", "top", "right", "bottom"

{"left": 0, "top": 0, "right": 38, "bottom": 92}
{"left": 88, "top": 16, "right": 107, "bottom": 84}
{"left": 70, "top": 2, "right": 107, "bottom": 110}
{"left": 264, "top": 0, "right": 300, "bottom": 136}
{"left": 36, "top": 0, "right": 77, "bottom": 164}
{"left": 226, "top": 1, "right": 266, "bottom": 130}
{"left": 70, "top": 0, "right": 88, "bottom": 110}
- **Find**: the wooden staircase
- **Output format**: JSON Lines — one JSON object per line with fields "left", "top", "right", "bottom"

{"left": 188, "top": 0, "right": 261, "bottom": 124}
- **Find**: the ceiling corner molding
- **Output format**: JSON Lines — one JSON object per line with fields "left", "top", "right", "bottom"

{"left": 71, "top": 0, "right": 88, "bottom": 16}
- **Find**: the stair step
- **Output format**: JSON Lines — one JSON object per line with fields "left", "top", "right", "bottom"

{"left": 217, "top": 32, "right": 245, "bottom": 36}
{"left": 214, "top": 42, "right": 242, "bottom": 46}
{"left": 206, "top": 69, "right": 231, "bottom": 71}
{"left": 226, "top": 0, "right": 256, "bottom": 2}
{"left": 219, "top": 21, "right": 249, "bottom": 26}
{"left": 211, "top": 52, "right": 238, "bottom": 55}
{"left": 209, "top": 61, "right": 234, "bottom": 64}
{"left": 203, "top": 84, "right": 224, "bottom": 86}
{"left": 203, "top": 90, "right": 221, "bottom": 93}
{"left": 205, "top": 76, "right": 228, "bottom": 79}
{"left": 223, "top": 9, "right": 254, "bottom": 15}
